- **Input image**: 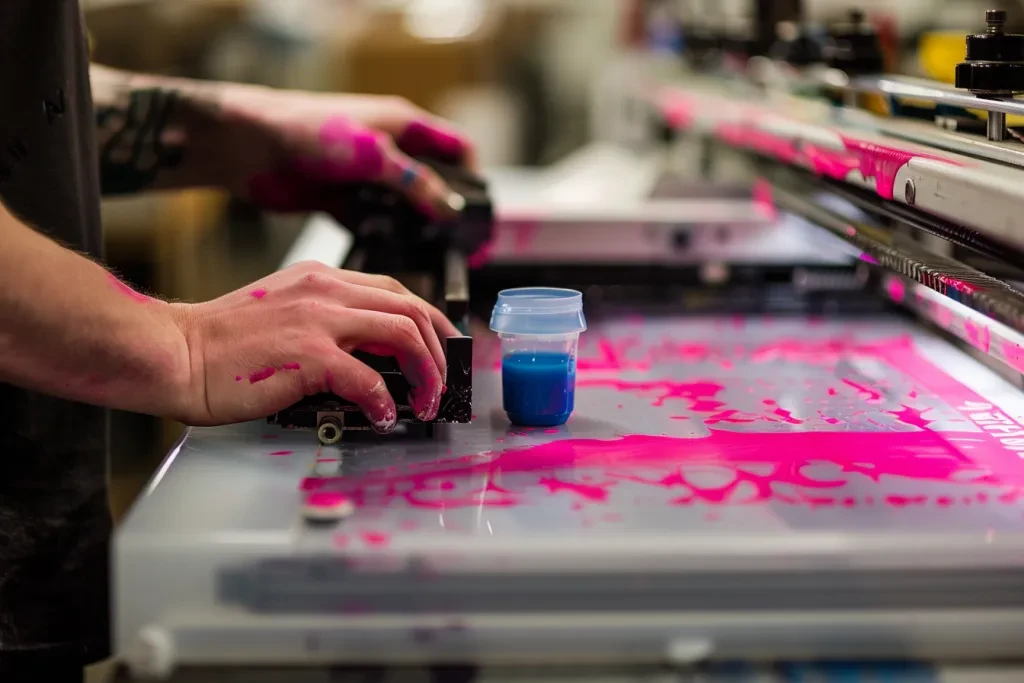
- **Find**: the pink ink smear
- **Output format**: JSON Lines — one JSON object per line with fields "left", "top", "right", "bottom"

{"left": 282, "top": 362, "right": 302, "bottom": 371}
{"left": 306, "top": 491, "right": 349, "bottom": 508}
{"left": 250, "top": 288, "right": 268, "bottom": 300}
{"left": 361, "top": 531, "right": 391, "bottom": 548}
{"left": 269, "top": 450, "right": 293, "bottom": 457}
{"left": 752, "top": 178, "right": 778, "bottom": 220}
{"left": 106, "top": 273, "right": 150, "bottom": 303}
{"left": 249, "top": 367, "right": 276, "bottom": 384}
{"left": 965, "top": 320, "right": 991, "bottom": 354}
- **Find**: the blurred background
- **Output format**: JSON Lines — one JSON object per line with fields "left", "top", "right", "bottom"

{"left": 87, "top": 0, "right": 1018, "bottom": 519}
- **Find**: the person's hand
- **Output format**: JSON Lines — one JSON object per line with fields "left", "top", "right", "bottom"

{"left": 167, "top": 261, "right": 461, "bottom": 430}
{"left": 218, "top": 90, "right": 477, "bottom": 221}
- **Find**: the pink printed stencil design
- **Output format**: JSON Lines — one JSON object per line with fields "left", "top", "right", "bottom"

{"left": 303, "top": 321, "right": 1024, "bottom": 519}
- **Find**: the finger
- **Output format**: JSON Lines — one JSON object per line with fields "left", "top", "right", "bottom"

{"left": 379, "top": 147, "right": 464, "bottom": 220}
{"left": 320, "top": 270, "right": 462, "bottom": 340}
{"left": 337, "top": 309, "right": 444, "bottom": 421}
{"left": 394, "top": 118, "right": 478, "bottom": 171}
{"left": 300, "top": 272, "right": 446, "bottom": 379}
{"left": 323, "top": 351, "right": 398, "bottom": 434}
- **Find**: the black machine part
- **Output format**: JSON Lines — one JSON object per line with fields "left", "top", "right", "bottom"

{"left": 267, "top": 336, "right": 473, "bottom": 444}
{"left": 823, "top": 9, "right": 885, "bottom": 75}
{"left": 955, "top": 9, "right": 1024, "bottom": 95}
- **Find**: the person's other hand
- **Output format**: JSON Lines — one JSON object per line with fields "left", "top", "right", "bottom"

{"left": 167, "top": 261, "right": 461, "bottom": 430}
{"left": 219, "top": 90, "right": 477, "bottom": 221}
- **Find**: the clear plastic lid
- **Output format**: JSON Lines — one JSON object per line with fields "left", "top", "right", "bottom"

{"left": 489, "top": 287, "right": 587, "bottom": 336}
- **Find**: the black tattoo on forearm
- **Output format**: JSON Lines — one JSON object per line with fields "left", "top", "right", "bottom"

{"left": 95, "top": 85, "right": 187, "bottom": 195}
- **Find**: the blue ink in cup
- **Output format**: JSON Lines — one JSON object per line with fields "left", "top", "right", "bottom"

{"left": 490, "top": 288, "right": 587, "bottom": 427}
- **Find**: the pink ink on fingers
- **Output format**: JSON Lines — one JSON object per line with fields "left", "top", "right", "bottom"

{"left": 249, "top": 367, "right": 276, "bottom": 384}
{"left": 282, "top": 362, "right": 302, "bottom": 371}
{"left": 250, "top": 288, "right": 268, "bottom": 300}
{"left": 106, "top": 273, "right": 151, "bottom": 303}
{"left": 397, "top": 119, "right": 467, "bottom": 163}
{"left": 300, "top": 118, "right": 386, "bottom": 182}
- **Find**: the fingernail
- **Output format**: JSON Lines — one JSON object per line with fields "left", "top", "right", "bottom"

{"left": 372, "top": 408, "right": 397, "bottom": 434}
{"left": 411, "top": 386, "right": 440, "bottom": 421}
{"left": 446, "top": 191, "right": 466, "bottom": 213}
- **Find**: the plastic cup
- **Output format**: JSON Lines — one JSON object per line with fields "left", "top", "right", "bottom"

{"left": 489, "top": 288, "right": 587, "bottom": 427}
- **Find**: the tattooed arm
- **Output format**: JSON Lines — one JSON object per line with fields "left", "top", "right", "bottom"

{"left": 88, "top": 65, "right": 474, "bottom": 216}
{"left": 90, "top": 65, "right": 265, "bottom": 195}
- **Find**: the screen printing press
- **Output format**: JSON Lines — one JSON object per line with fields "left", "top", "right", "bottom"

{"left": 112, "top": 46, "right": 1024, "bottom": 683}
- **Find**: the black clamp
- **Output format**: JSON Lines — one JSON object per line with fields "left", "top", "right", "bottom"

{"left": 955, "top": 9, "right": 1024, "bottom": 141}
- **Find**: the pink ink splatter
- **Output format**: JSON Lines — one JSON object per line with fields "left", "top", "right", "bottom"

{"left": 361, "top": 531, "right": 391, "bottom": 548}
{"left": 269, "top": 450, "right": 293, "bottom": 457}
{"left": 538, "top": 477, "right": 612, "bottom": 502}
{"left": 841, "top": 378, "right": 884, "bottom": 403}
{"left": 282, "top": 362, "right": 302, "bottom": 371}
{"left": 250, "top": 288, "right": 268, "bottom": 300}
{"left": 106, "top": 273, "right": 151, "bottom": 303}
{"left": 306, "top": 491, "right": 349, "bottom": 508}
{"left": 249, "top": 367, "right": 276, "bottom": 384}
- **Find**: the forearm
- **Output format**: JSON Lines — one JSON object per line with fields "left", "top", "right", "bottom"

{"left": 0, "top": 201, "right": 192, "bottom": 418}
{"left": 90, "top": 64, "right": 279, "bottom": 195}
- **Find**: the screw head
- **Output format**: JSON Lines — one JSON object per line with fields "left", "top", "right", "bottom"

{"left": 904, "top": 179, "right": 916, "bottom": 205}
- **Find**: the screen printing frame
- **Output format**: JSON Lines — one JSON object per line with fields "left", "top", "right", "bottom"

{"left": 115, "top": 314, "right": 1024, "bottom": 677}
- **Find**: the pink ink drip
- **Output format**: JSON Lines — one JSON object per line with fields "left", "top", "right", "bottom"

{"left": 841, "top": 378, "right": 884, "bottom": 403}
{"left": 106, "top": 273, "right": 151, "bottom": 303}
{"left": 249, "top": 367, "right": 276, "bottom": 384}
{"left": 752, "top": 178, "right": 778, "bottom": 220}
{"left": 250, "top": 288, "right": 268, "bottom": 300}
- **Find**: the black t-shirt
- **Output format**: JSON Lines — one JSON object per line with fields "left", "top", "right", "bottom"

{"left": 0, "top": 0, "right": 111, "bottom": 667}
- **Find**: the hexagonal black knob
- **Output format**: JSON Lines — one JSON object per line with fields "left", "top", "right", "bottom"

{"left": 955, "top": 8, "right": 1024, "bottom": 94}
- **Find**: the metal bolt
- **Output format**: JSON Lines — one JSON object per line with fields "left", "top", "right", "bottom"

{"left": 986, "top": 9, "right": 1007, "bottom": 35}
{"left": 904, "top": 179, "right": 916, "bottom": 206}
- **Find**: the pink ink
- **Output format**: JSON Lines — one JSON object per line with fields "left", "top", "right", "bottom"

{"left": 859, "top": 253, "right": 879, "bottom": 265}
{"left": 538, "top": 477, "right": 611, "bottom": 502}
{"left": 235, "top": 376, "right": 243, "bottom": 382}
{"left": 1001, "top": 340, "right": 1024, "bottom": 374}
{"left": 544, "top": 428, "right": 560, "bottom": 434}
{"left": 885, "top": 495, "right": 928, "bottom": 507}
{"left": 269, "top": 450, "right": 293, "bottom": 457}
{"left": 939, "top": 275, "right": 979, "bottom": 295}
{"left": 886, "top": 405, "right": 933, "bottom": 430}
{"left": 397, "top": 119, "right": 469, "bottom": 164}
{"left": 250, "top": 288, "right": 268, "bottom": 300}
{"left": 106, "top": 273, "right": 151, "bottom": 303}
{"left": 249, "top": 367, "right": 276, "bottom": 384}
{"left": 307, "top": 491, "right": 349, "bottom": 508}
{"left": 282, "top": 362, "right": 302, "bottom": 371}
{"left": 317, "top": 457, "right": 336, "bottom": 463}
{"left": 964, "top": 320, "right": 991, "bottom": 354}
{"left": 361, "top": 531, "right": 391, "bottom": 548}
{"left": 841, "top": 378, "right": 884, "bottom": 403}
{"left": 827, "top": 387, "right": 838, "bottom": 396}
{"left": 658, "top": 89, "right": 695, "bottom": 129}
{"left": 937, "top": 496, "right": 953, "bottom": 507}
{"left": 886, "top": 278, "right": 906, "bottom": 303}
{"left": 761, "top": 399, "right": 804, "bottom": 425}
{"left": 752, "top": 178, "right": 778, "bottom": 220}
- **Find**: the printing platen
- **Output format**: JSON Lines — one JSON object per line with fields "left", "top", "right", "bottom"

{"left": 116, "top": 315, "right": 1024, "bottom": 666}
